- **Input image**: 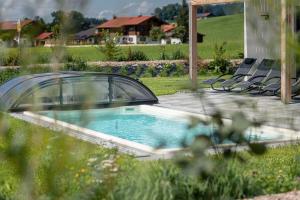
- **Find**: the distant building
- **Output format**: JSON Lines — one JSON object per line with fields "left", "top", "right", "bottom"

{"left": 72, "top": 27, "right": 99, "bottom": 45}
{"left": 97, "top": 15, "right": 167, "bottom": 45}
{"left": 0, "top": 19, "right": 34, "bottom": 46}
{"left": 161, "top": 24, "right": 182, "bottom": 45}
{"left": 0, "top": 19, "right": 33, "bottom": 31}
{"left": 35, "top": 32, "right": 54, "bottom": 47}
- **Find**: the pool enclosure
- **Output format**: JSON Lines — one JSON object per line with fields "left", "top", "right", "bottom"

{"left": 0, "top": 72, "right": 158, "bottom": 112}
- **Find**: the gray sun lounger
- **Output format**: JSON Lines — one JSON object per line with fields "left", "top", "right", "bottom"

{"left": 229, "top": 59, "right": 276, "bottom": 92}
{"left": 202, "top": 58, "right": 257, "bottom": 91}
{"left": 260, "top": 78, "right": 298, "bottom": 95}
{"left": 247, "top": 61, "right": 282, "bottom": 94}
{"left": 273, "top": 79, "right": 300, "bottom": 97}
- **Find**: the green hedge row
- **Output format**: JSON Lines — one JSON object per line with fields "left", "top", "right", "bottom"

{"left": 0, "top": 62, "right": 189, "bottom": 85}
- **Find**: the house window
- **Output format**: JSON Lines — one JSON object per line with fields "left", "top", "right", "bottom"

{"left": 128, "top": 37, "right": 133, "bottom": 42}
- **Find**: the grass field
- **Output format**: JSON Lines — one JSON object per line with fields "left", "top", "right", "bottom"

{"left": 5, "top": 14, "right": 244, "bottom": 63}
{"left": 140, "top": 75, "right": 223, "bottom": 96}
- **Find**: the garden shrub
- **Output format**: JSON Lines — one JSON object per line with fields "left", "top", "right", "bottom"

{"left": 0, "top": 62, "right": 189, "bottom": 85}
{"left": 98, "top": 31, "right": 121, "bottom": 61}
{"left": 160, "top": 64, "right": 177, "bottom": 77}
{"left": 0, "top": 50, "right": 21, "bottom": 66}
{"left": 172, "top": 64, "right": 186, "bottom": 77}
{"left": 135, "top": 64, "right": 148, "bottom": 78}
{"left": 209, "top": 42, "right": 232, "bottom": 74}
{"left": 126, "top": 48, "right": 149, "bottom": 61}
{"left": 159, "top": 46, "right": 169, "bottom": 60}
{"left": 64, "top": 57, "right": 88, "bottom": 71}
{"left": 0, "top": 68, "right": 20, "bottom": 84}
{"left": 171, "top": 49, "right": 186, "bottom": 60}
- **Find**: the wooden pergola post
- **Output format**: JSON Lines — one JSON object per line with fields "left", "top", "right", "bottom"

{"left": 189, "top": 3, "right": 198, "bottom": 90}
{"left": 281, "top": 0, "right": 292, "bottom": 104}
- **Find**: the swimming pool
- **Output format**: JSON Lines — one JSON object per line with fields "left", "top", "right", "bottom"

{"left": 35, "top": 105, "right": 296, "bottom": 150}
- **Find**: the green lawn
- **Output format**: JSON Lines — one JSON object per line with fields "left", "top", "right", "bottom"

{"left": 3, "top": 14, "right": 243, "bottom": 64}
{"left": 140, "top": 75, "right": 221, "bottom": 96}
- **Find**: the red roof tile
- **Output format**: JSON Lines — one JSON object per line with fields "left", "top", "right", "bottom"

{"left": 36, "top": 32, "right": 53, "bottom": 40}
{"left": 98, "top": 16, "right": 154, "bottom": 28}
{"left": 162, "top": 24, "right": 176, "bottom": 33}
{"left": 0, "top": 19, "right": 33, "bottom": 30}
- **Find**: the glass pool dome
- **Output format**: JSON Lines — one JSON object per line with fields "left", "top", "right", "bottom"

{"left": 0, "top": 72, "right": 158, "bottom": 112}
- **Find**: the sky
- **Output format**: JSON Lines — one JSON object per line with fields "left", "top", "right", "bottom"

{"left": 0, "top": 0, "right": 181, "bottom": 21}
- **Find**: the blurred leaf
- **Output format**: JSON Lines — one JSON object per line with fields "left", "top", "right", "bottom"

{"left": 211, "top": 112, "right": 224, "bottom": 126}
{"left": 231, "top": 112, "right": 251, "bottom": 133}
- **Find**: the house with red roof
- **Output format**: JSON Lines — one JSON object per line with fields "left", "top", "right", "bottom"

{"left": 35, "top": 32, "right": 54, "bottom": 47}
{"left": 0, "top": 19, "right": 33, "bottom": 31}
{"left": 0, "top": 19, "right": 34, "bottom": 46}
{"left": 161, "top": 24, "right": 182, "bottom": 45}
{"left": 97, "top": 15, "right": 167, "bottom": 45}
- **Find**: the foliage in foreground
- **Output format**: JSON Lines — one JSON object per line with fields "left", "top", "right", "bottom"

{"left": 1, "top": 114, "right": 300, "bottom": 199}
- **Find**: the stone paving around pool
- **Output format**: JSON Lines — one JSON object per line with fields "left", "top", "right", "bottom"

{"left": 158, "top": 90, "right": 300, "bottom": 131}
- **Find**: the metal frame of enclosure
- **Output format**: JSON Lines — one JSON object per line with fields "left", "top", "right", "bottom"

{"left": 189, "top": 0, "right": 292, "bottom": 103}
{"left": 0, "top": 72, "right": 158, "bottom": 112}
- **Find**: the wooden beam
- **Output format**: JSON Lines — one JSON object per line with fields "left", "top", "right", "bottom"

{"left": 191, "top": 0, "right": 242, "bottom": 6}
{"left": 189, "top": 4, "right": 198, "bottom": 90}
{"left": 281, "top": 0, "right": 292, "bottom": 104}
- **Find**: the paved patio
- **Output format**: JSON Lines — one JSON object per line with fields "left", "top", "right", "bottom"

{"left": 158, "top": 90, "right": 300, "bottom": 131}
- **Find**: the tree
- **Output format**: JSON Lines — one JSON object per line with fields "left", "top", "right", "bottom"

{"left": 22, "top": 16, "right": 47, "bottom": 38}
{"left": 153, "top": 3, "right": 180, "bottom": 22}
{"left": 99, "top": 31, "right": 120, "bottom": 61}
{"left": 176, "top": 0, "right": 189, "bottom": 42}
{"left": 149, "top": 27, "right": 165, "bottom": 41}
{"left": 49, "top": 10, "right": 86, "bottom": 35}
{"left": 174, "top": 26, "right": 186, "bottom": 42}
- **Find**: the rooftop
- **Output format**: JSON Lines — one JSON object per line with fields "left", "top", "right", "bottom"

{"left": 161, "top": 24, "right": 176, "bottom": 33}
{"left": 0, "top": 19, "right": 33, "bottom": 30}
{"left": 98, "top": 16, "right": 158, "bottom": 28}
{"left": 36, "top": 32, "right": 53, "bottom": 40}
{"left": 74, "top": 27, "right": 98, "bottom": 40}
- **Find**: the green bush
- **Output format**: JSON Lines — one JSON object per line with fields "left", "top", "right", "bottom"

{"left": 159, "top": 46, "right": 169, "bottom": 60}
{"left": 0, "top": 68, "right": 20, "bottom": 84}
{"left": 0, "top": 50, "right": 21, "bottom": 66}
{"left": 209, "top": 42, "right": 232, "bottom": 73}
{"left": 98, "top": 31, "right": 120, "bottom": 61}
{"left": 0, "top": 63, "right": 189, "bottom": 85}
{"left": 64, "top": 57, "right": 88, "bottom": 71}
{"left": 126, "top": 48, "right": 149, "bottom": 61}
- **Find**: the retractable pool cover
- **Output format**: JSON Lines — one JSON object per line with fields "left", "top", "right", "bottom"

{"left": 0, "top": 72, "right": 158, "bottom": 111}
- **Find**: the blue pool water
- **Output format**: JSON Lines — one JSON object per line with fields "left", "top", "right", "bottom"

{"left": 38, "top": 107, "right": 284, "bottom": 148}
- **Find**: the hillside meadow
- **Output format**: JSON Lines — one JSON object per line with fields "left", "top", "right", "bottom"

{"left": 1, "top": 14, "right": 244, "bottom": 63}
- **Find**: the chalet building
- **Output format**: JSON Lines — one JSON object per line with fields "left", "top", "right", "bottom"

{"left": 97, "top": 15, "right": 167, "bottom": 45}
{"left": 72, "top": 27, "right": 99, "bottom": 45}
{"left": 0, "top": 19, "right": 33, "bottom": 46}
{"left": 35, "top": 32, "right": 54, "bottom": 47}
{"left": 161, "top": 24, "right": 182, "bottom": 45}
